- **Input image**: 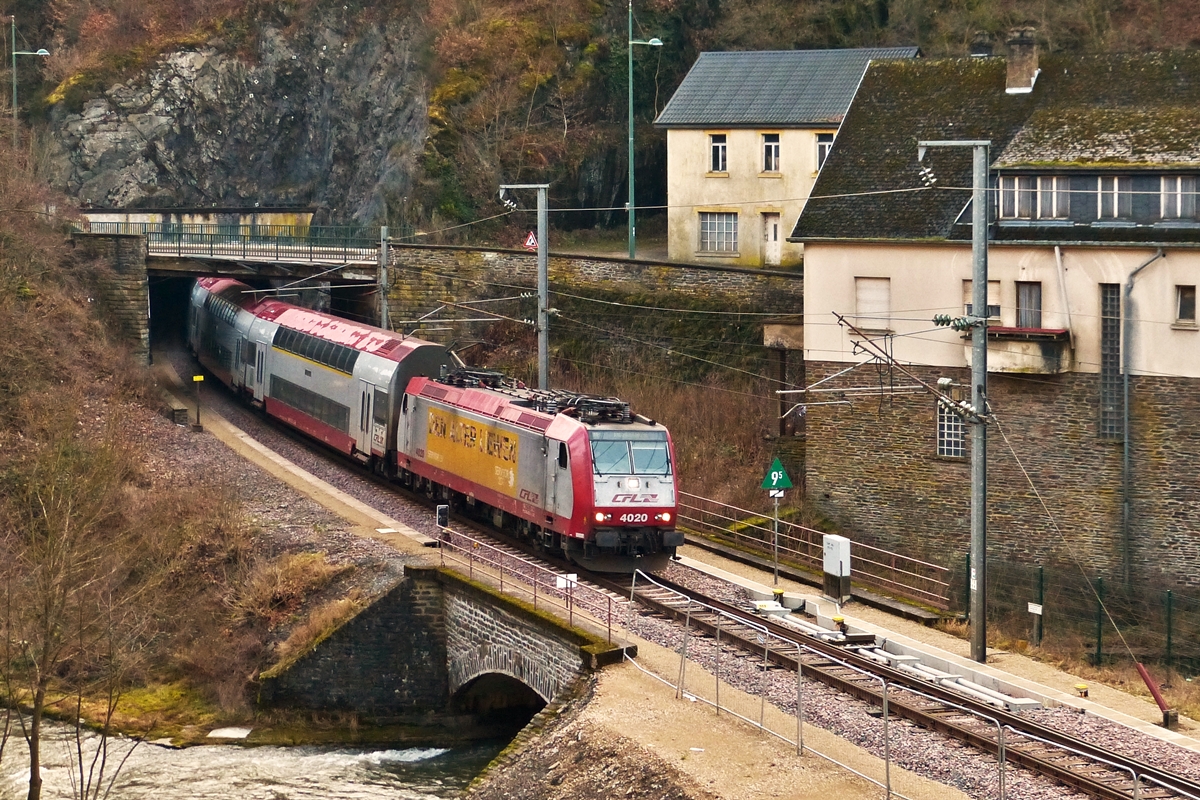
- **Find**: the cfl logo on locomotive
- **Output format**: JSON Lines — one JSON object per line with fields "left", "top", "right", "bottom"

{"left": 611, "top": 493, "right": 660, "bottom": 503}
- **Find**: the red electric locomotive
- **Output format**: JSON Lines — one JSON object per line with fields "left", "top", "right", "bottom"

{"left": 188, "top": 277, "right": 682, "bottom": 572}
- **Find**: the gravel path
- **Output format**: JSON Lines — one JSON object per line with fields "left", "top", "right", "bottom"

{"left": 161, "top": 346, "right": 1200, "bottom": 797}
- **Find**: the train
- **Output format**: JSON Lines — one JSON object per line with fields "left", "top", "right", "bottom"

{"left": 187, "top": 277, "right": 683, "bottom": 572}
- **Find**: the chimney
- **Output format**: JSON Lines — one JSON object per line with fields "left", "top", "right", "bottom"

{"left": 1005, "top": 27, "right": 1039, "bottom": 93}
{"left": 970, "top": 32, "right": 994, "bottom": 58}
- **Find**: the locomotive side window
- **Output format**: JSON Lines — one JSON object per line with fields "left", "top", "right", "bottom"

{"left": 589, "top": 430, "right": 671, "bottom": 475}
{"left": 401, "top": 394, "right": 409, "bottom": 413}
{"left": 558, "top": 442, "right": 569, "bottom": 470}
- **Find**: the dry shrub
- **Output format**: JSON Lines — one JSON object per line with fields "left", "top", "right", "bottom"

{"left": 272, "top": 588, "right": 368, "bottom": 666}
{"left": 227, "top": 552, "right": 352, "bottom": 628}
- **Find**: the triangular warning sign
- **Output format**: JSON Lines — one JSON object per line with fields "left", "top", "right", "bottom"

{"left": 522, "top": 231, "right": 538, "bottom": 251}
{"left": 761, "top": 457, "right": 793, "bottom": 490}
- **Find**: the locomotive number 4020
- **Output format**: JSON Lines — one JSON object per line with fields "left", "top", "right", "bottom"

{"left": 619, "top": 513, "right": 649, "bottom": 523}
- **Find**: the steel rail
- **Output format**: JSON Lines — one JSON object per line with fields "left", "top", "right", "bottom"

{"left": 190, "top": 367, "right": 1196, "bottom": 800}
{"left": 610, "top": 573, "right": 1200, "bottom": 800}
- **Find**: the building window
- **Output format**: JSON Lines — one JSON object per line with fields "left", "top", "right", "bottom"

{"left": 854, "top": 277, "right": 890, "bottom": 332}
{"left": 962, "top": 280, "right": 1001, "bottom": 319}
{"left": 1000, "top": 175, "right": 1035, "bottom": 218}
{"left": 936, "top": 390, "right": 966, "bottom": 458}
{"left": 699, "top": 212, "right": 738, "bottom": 253}
{"left": 1098, "top": 176, "right": 1132, "bottom": 218}
{"left": 762, "top": 133, "right": 780, "bottom": 172}
{"left": 1161, "top": 175, "right": 1197, "bottom": 219}
{"left": 817, "top": 133, "right": 834, "bottom": 168}
{"left": 1099, "top": 284, "right": 1121, "bottom": 439}
{"left": 709, "top": 134, "right": 727, "bottom": 173}
{"left": 1037, "top": 176, "right": 1070, "bottom": 218}
{"left": 1178, "top": 285, "right": 1197, "bottom": 324}
{"left": 1016, "top": 282, "right": 1042, "bottom": 328}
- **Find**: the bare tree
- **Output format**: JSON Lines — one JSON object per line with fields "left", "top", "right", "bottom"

{"left": 0, "top": 420, "right": 142, "bottom": 800}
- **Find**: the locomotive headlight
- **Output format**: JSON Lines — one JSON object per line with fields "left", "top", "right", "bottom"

{"left": 624, "top": 477, "right": 640, "bottom": 490}
{"left": 594, "top": 511, "right": 608, "bottom": 523}
{"left": 659, "top": 512, "right": 672, "bottom": 522}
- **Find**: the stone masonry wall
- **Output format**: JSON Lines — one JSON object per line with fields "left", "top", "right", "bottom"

{"left": 259, "top": 569, "right": 449, "bottom": 715}
{"left": 805, "top": 360, "right": 1200, "bottom": 593}
{"left": 386, "top": 244, "right": 804, "bottom": 324}
{"left": 443, "top": 574, "right": 588, "bottom": 703}
{"left": 73, "top": 233, "right": 150, "bottom": 365}
{"left": 258, "top": 566, "right": 598, "bottom": 716}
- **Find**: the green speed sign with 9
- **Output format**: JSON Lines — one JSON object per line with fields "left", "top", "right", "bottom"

{"left": 761, "top": 457, "right": 793, "bottom": 490}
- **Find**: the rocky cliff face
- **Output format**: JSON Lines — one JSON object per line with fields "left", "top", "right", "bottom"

{"left": 46, "top": 6, "right": 427, "bottom": 224}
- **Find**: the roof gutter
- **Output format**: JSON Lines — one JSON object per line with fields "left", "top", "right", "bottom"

{"left": 1122, "top": 247, "right": 1165, "bottom": 591}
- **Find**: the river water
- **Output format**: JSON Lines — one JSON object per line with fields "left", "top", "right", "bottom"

{"left": 0, "top": 726, "right": 505, "bottom": 799}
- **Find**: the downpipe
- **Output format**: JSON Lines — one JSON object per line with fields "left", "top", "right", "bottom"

{"left": 1122, "top": 248, "right": 1164, "bottom": 590}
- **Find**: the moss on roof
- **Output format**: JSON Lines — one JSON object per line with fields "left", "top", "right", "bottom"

{"left": 793, "top": 58, "right": 1034, "bottom": 241}
{"left": 792, "top": 51, "right": 1200, "bottom": 241}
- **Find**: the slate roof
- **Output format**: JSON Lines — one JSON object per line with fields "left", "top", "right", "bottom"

{"left": 791, "top": 51, "right": 1200, "bottom": 243}
{"left": 653, "top": 48, "right": 919, "bottom": 128}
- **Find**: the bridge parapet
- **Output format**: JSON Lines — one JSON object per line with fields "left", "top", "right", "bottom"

{"left": 80, "top": 221, "right": 381, "bottom": 265}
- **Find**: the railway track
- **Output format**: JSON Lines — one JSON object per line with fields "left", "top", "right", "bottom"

{"left": 603, "top": 572, "right": 1200, "bottom": 800}
{"left": 188, "top": 367, "right": 1199, "bottom": 800}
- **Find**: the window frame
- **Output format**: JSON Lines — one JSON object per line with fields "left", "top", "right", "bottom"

{"left": 962, "top": 279, "right": 1001, "bottom": 321}
{"left": 816, "top": 133, "right": 835, "bottom": 169}
{"left": 708, "top": 133, "right": 728, "bottom": 174}
{"left": 1016, "top": 281, "right": 1043, "bottom": 329}
{"left": 854, "top": 276, "right": 891, "bottom": 333}
{"left": 1097, "top": 176, "right": 1133, "bottom": 219}
{"left": 936, "top": 389, "right": 966, "bottom": 459}
{"left": 1037, "top": 175, "right": 1070, "bottom": 219}
{"left": 762, "top": 132, "right": 780, "bottom": 173}
{"left": 999, "top": 175, "right": 1036, "bottom": 219}
{"left": 1177, "top": 285, "right": 1197, "bottom": 326}
{"left": 1160, "top": 175, "right": 1197, "bottom": 219}
{"left": 698, "top": 211, "right": 739, "bottom": 254}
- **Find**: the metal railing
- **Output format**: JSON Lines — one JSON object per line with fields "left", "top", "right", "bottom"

{"left": 677, "top": 492, "right": 951, "bottom": 610}
{"left": 437, "top": 527, "right": 619, "bottom": 642}
{"left": 78, "top": 222, "right": 380, "bottom": 264}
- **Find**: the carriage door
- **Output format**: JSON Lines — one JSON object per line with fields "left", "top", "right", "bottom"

{"left": 242, "top": 340, "right": 257, "bottom": 393}
{"left": 357, "top": 380, "right": 374, "bottom": 454}
{"left": 544, "top": 441, "right": 571, "bottom": 523}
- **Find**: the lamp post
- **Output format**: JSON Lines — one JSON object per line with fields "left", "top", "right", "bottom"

{"left": 627, "top": 0, "right": 661, "bottom": 259}
{"left": 10, "top": 16, "right": 50, "bottom": 149}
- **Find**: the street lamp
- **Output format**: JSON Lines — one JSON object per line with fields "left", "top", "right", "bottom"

{"left": 627, "top": 0, "right": 662, "bottom": 259}
{"left": 9, "top": 16, "right": 50, "bottom": 149}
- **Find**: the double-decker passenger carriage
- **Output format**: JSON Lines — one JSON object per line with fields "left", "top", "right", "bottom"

{"left": 188, "top": 278, "right": 682, "bottom": 572}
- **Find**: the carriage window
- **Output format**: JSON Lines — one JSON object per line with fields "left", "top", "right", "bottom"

{"left": 373, "top": 390, "right": 389, "bottom": 424}
{"left": 243, "top": 340, "right": 256, "bottom": 365}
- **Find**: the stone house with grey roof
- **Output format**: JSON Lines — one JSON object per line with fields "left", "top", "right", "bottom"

{"left": 790, "top": 39, "right": 1200, "bottom": 599}
{"left": 653, "top": 47, "right": 917, "bottom": 268}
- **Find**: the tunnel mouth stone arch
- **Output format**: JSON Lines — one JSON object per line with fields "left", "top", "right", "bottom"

{"left": 450, "top": 671, "right": 547, "bottom": 727}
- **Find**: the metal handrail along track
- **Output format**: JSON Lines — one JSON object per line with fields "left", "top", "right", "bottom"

{"left": 613, "top": 573, "right": 1200, "bottom": 800}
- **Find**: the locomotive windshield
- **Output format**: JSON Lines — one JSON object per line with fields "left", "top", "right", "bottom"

{"left": 589, "top": 430, "right": 671, "bottom": 476}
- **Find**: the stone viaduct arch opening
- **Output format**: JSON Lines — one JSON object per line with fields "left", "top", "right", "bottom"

{"left": 450, "top": 672, "right": 547, "bottom": 730}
